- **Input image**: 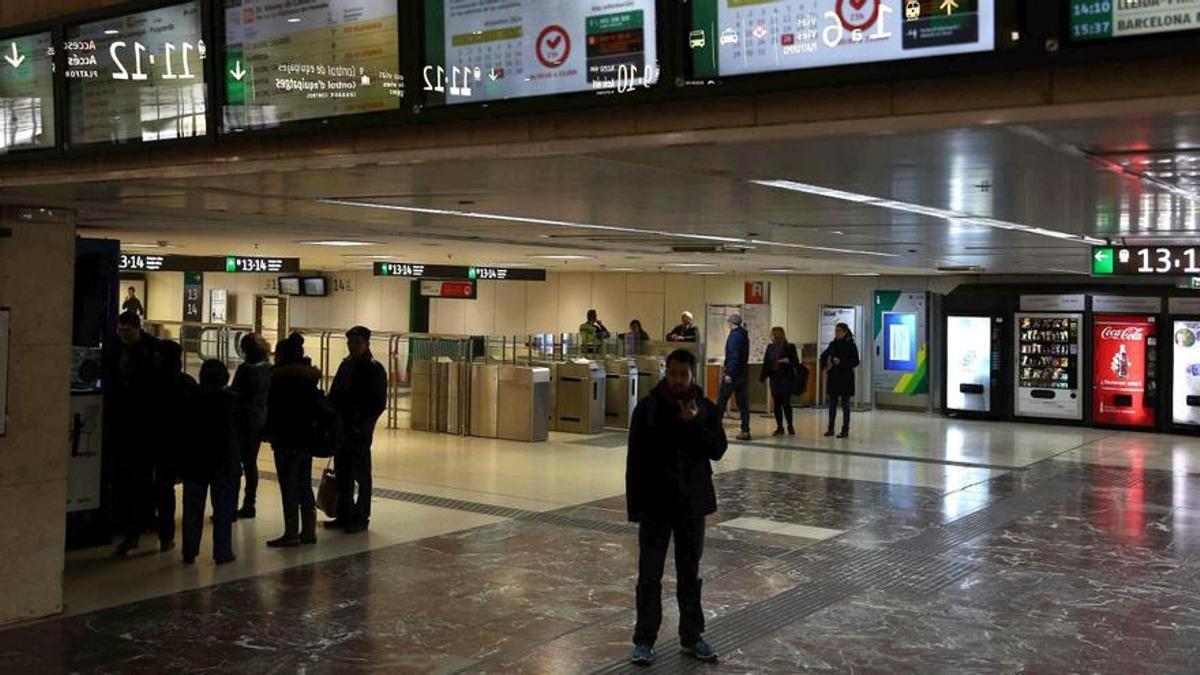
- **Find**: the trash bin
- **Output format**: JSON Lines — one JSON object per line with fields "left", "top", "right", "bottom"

{"left": 604, "top": 357, "right": 638, "bottom": 429}
{"left": 634, "top": 356, "right": 665, "bottom": 402}
{"left": 470, "top": 363, "right": 500, "bottom": 438}
{"left": 557, "top": 359, "right": 605, "bottom": 434}
{"left": 497, "top": 366, "right": 550, "bottom": 442}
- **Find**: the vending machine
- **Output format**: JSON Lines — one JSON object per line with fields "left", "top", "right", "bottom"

{"left": 1166, "top": 297, "right": 1200, "bottom": 430}
{"left": 872, "top": 291, "right": 941, "bottom": 412}
{"left": 1013, "top": 295, "right": 1086, "bottom": 421}
{"left": 944, "top": 315, "right": 1003, "bottom": 415}
{"left": 1092, "top": 314, "right": 1157, "bottom": 429}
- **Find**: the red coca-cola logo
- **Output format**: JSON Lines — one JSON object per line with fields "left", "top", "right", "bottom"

{"left": 1100, "top": 326, "right": 1144, "bottom": 341}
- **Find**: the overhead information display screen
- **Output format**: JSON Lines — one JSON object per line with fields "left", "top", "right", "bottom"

{"left": 690, "top": 0, "right": 995, "bottom": 78}
{"left": 1070, "top": 0, "right": 1200, "bottom": 41}
{"left": 422, "top": 0, "right": 660, "bottom": 105}
{"left": 65, "top": 1, "right": 208, "bottom": 146}
{"left": 120, "top": 253, "right": 300, "bottom": 273}
{"left": 374, "top": 262, "right": 546, "bottom": 281}
{"left": 1092, "top": 246, "right": 1200, "bottom": 277}
{"left": 0, "top": 31, "right": 55, "bottom": 154}
{"left": 223, "top": 0, "right": 404, "bottom": 132}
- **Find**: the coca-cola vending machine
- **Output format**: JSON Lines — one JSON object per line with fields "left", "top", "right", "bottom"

{"left": 1092, "top": 314, "right": 1157, "bottom": 429}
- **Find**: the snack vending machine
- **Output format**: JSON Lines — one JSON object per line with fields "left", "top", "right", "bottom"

{"left": 1014, "top": 312, "right": 1084, "bottom": 421}
{"left": 1091, "top": 314, "right": 1157, "bottom": 429}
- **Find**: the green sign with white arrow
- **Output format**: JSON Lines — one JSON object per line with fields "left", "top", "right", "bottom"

{"left": 1092, "top": 247, "right": 1114, "bottom": 276}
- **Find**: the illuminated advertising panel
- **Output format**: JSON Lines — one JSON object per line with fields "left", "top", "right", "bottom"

{"left": 1173, "top": 320, "right": 1200, "bottom": 426}
{"left": 1092, "top": 314, "right": 1156, "bottom": 428}
{"left": 946, "top": 315, "right": 991, "bottom": 412}
{"left": 0, "top": 31, "right": 55, "bottom": 153}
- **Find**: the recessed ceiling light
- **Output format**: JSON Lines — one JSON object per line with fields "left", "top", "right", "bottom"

{"left": 692, "top": 272, "right": 724, "bottom": 276}
{"left": 287, "top": 17, "right": 302, "bottom": 23}
{"left": 317, "top": 200, "right": 898, "bottom": 258}
{"left": 528, "top": 254, "right": 594, "bottom": 260}
{"left": 663, "top": 262, "right": 717, "bottom": 268}
{"left": 845, "top": 272, "right": 881, "bottom": 277}
{"left": 104, "top": 29, "right": 119, "bottom": 35}
{"left": 763, "top": 268, "right": 795, "bottom": 273}
{"left": 608, "top": 267, "right": 644, "bottom": 272}
{"left": 122, "top": 242, "right": 165, "bottom": 249}
{"left": 298, "top": 240, "right": 381, "bottom": 247}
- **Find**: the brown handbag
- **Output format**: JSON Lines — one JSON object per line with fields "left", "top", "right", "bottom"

{"left": 316, "top": 459, "right": 339, "bottom": 518}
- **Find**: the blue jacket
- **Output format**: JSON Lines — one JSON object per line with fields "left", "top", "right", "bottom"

{"left": 724, "top": 326, "right": 749, "bottom": 380}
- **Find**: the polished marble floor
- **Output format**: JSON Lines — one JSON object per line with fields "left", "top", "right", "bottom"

{"left": 6, "top": 408, "right": 1200, "bottom": 672}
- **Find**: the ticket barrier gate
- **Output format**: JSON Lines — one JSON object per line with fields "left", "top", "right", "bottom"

{"left": 604, "top": 357, "right": 639, "bottom": 429}
{"left": 446, "top": 361, "right": 469, "bottom": 435}
{"left": 532, "top": 360, "right": 561, "bottom": 432}
{"left": 557, "top": 359, "right": 606, "bottom": 434}
{"left": 410, "top": 357, "right": 452, "bottom": 432}
{"left": 470, "top": 363, "right": 501, "bottom": 438}
{"left": 497, "top": 366, "right": 551, "bottom": 442}
{"left": 634, "top": 356, "right": 665, "bottom": 402}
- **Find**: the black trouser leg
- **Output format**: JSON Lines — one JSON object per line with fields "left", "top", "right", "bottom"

{"left": 734, "top": 378, "right": 750, "bottom": 433}
{"left": 335, "top": 445, "right": 356, "bottom": 521}
{"left": 356, "top": 445, "right": 372, "bottom": 520}
{"left": 210, "top": 475, "right": 236, "bottom": 560}
{"left": 839, "top": 396, "right": 851, "bottom": 433}
{"left": 674, "top": 516, "right": 707, "bottom": 645}
{"left": 240, "top": 430, "right": 261, "bottom": 508}
{"left": 827, "top": 395, "right": 838, "bottom": 432}
{"left": 773, "top": 395, "right": 784, "bottom": 429}
{"left": 274, "top": 447, "right": 298, "bottom": 521}
{"left": 714, "top": 380, "right": 734, "bottom": 418}
{"left": 181, "top": 480, "right": 207, "bottom": 560}
{"left": 154, "top": 466, "right": 176, "bottom": 544}
{"left": 782, "top": 395, "right": 794, "bottom": 429}
{"left": 296, "top": 452, "right": 315, "bottom": 512}
{"left": 118, "top": 457, "right": 153, "bottom": 542}
{"left": 633, "top": 519, "right": 672, "bottom": 647}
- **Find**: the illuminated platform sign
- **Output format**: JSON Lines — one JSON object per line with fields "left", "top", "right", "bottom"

{"left": 1071, "top": 0, "right": 1200, "bottom": 41}
{"left": 120, "top": 253, "right": 299, "bottom": 273}
{"left": 690, "top": 0, "right": 995, "bottom": 78}
{"left": 64, "top": 1, "right": 208, "bottom": 146}
{"left": 223, "top": 0, "right": 404, "bottom": 132}
{"left": 374, "top": 262, "right": 546, "bottom": 281}
{"left": 1092, "top": 246, "right": 1200, "bottom": 277}
{"left": 0, "top": 31, "right": 56, "bottom": 154}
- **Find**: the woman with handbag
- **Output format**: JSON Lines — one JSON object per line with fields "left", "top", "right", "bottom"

{"left": 760, "top": 327, "right": 801, "bottom": 436}
{"left": 263, "top": 335, "right": 323, "bottom": 548}
{"left": 820, "top": 323, "right": 861, "bottom": 439}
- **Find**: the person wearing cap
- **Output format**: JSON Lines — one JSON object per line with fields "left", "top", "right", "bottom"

{"left": 667, "top": 311, "right": 700, "bottom": 343}
{"left": 714, "top": 314, "right": 752, "bottom": 441}
{"left": 327, "top": 326, "right": 389, "bottom": 533}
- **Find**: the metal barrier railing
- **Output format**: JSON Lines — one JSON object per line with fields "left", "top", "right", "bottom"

{"left": 143, "top": 321, "right": 255, "bottom": 378}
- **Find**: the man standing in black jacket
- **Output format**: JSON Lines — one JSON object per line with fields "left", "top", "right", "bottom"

{"left": 328, "top": 325, "right": 388, "bottom": 534}
{"left": 626, "top": 349, "right": 728, "bottom": 666}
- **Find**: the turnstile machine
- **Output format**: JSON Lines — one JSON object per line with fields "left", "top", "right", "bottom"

{"left": 446, "top": 361, "right": 469, "bottom": 434}
{"left": 634, "top": 356, "right": 665, "bottom": 402}
{"left": 532, "top": 360, "right": 561, "bottom": 432}
{"left": 557, "top": 359, "right": 606, "bottom": 434}
{"left": 497, "top": 366, "right": 551, "bottom": 442}
{"left": 410, "top": 357, "right": 451, "bottom": 432}
{"left": 470, "top": 363, "right": 500, "bottom": 438}
{"left": 604, "top": 357, "right": 639, "bottom": 429}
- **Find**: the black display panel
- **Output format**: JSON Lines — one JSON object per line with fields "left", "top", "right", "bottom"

{"left": 1069, "top": 0, "right": 1200, "bottom": 42}
{"left": 65, "top": 1, "right": 208, "bottom": 147}
{"left": 373, "top": 262, "right": 546, "bottom": 281}
{"left": 119, "top": 253, "right": 300, "bottom": 273}
{"left": 0, "top": 31, "right": 56, "bottom": 154}
{"left": 1092, "top": 246, "right": 1200, "bottom": 277}
{"left": 222, "top": 0, "right": 404, "bottom": 132}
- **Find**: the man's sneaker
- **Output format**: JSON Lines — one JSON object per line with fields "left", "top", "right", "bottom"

{"left": 736, "top": 431, "right": 752, "bottom": 441}
{"left": 630, "top": 644, "right": 656, "bottom": 666}
{"left": 681, "top": 639, "right": 719, "bottom": 663}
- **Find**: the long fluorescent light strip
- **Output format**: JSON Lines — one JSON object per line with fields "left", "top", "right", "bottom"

{"left": 316, "top": 199, "right": 897, "bottom": 258}
{"left": 750, "top": 180, "right": 1106, "bottom": 245}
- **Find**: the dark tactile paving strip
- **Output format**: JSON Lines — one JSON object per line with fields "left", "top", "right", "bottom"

{"left": 570, "top": 433, "right": 631, "bottom": 449}
{"left": 731, "top": 438, "right": 1026, "bottom": 470}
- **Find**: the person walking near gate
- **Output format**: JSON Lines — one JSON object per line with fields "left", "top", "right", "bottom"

{"left": 714, "top": 314, "right": 752, "bottom": 441}
{"left": 760, "top": 327, "right": 802, "bottom": 436}
{"left": 327, "top": 326, "right": 388, "bottom": 534}
{"left": 820, "top": 322, "right": 861, "bottom": 438}
{"left": 626, "top": 349, "right": 727, "bottom": 666}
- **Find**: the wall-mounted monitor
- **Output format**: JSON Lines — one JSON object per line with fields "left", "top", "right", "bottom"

{"left": 421, "top": 0, "right": 660, "bottom": 106}
{"left": 0, "top": 30, "right": 56, "bottom": 154}
{"left": 689, "top": 0, "right": 995, "bottom": 79}
{"left": 278, "top": 276, "right": 302, "bottom": 296}
{"left": 223, "top": 0, "right": 404, "bottom": 132}
{"left": 302, "top": 276, "right": 327, "bottom": 297}
{"left": 65, "top": 1, "right": 208, "bottom": 147}
{"left": 1069, "top": 0, "right": 1200, "bottom": 42}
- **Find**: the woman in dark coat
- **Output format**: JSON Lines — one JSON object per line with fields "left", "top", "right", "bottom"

{"left": 820, "top": 323, "right": 861, "bottom": 438}
{"left": 230, "top": 333, "right": 271, "bottom": 519}
{"left": 760, "top": 327, "right": 801, "bottom": 436}
{"left": 264, "top": 335, "right": 323, "bottom": 547}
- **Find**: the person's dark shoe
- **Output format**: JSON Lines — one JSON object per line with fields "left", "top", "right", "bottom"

{"left": 788, "top": 426, "right": 796, "bottom": 435}
{"left": 159, "top": 539, "right": 175, "bottom": 553}
{"left": 182, "top": 555, "right": 196, "bottom": 565}
{"left": 214, "top": 554, "right": 237, "bottom": 565}
{"left": 268, "top": 515, "right": 300, "bottom": 548}
{"left": 323, "top": 519, "right": 349, "bottom": 530}
{"left": 630, "top": 644, "right": 656, "bottom": 666}
{"left": 823, "top": 430, "right": 835, "bottom": 437}
{"left": 300, "top": 509, "right": 318, "bottom": 545}
{"left": 735, "top": 431, "right": 752, "bottom": 441}
{"left": 112, "top": 537, "right": 139, "bottom": 557}
{"left": 681, "top": 639, "right": 718, "bottom": 663}
{"left": 343, "top": 519, "right": 369, "bottom": 534}
{"left": 772, "top": 427, "right": 785, "bottom": 437}
{"left": 237, "top": 506, "right": 256, "bottom": 520}
{"left": 837, "top": 430, "right": 849, "bottom": 439}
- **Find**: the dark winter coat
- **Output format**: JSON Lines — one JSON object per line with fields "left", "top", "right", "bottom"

{"left": 231, "top": 360, "right": 271, "bottom": 437}
{"left": 820, "top": 337, "right": 861, "bottom": 397}
{"left": 157, "top": 371, "right": 199, "bottom": 479}
{"left": 265, "top": 362, "right": 323, "bottom": 451}
{"left": 760, "top": 342, "right": 801, "bottom": 396}
{"left": 328, "top": 353, "right": 388, "bottom": 448}
{"left": 180, "top": 387, "right": 238, "bottom": 482}
{"left": 723, "top": 326, "right": 750, "bottom": 381}
{"left": 667, "top": 323, "right": 700, "bottom": 343}
{"left": 626, "top": 381, "right": 728, "bottom": 522}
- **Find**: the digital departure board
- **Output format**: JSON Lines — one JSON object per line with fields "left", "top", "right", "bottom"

{"left": 1070, "top": 0, "right": 1200, "bottom": 41}
{"left": 65, "top": 1, "right": 208, "bottom": 146}
{"left": 0, "top": 31, "right": 55, "bottom": 154}
{"left": 422, "top": 0, "right": 659, "bottom": 106}
{"left": 374, "top": 262, "right": 547, "bottom": 281}
{"left": 120, "top": 253, "right": 300, "bottom": 273}
{"left": 1092, "top": 246, "right": 1200, "bottom": 277}
{"left": 223, "top": 0, "right": 404, "bottom": 132}
{"left": 690, "top": 0, "right": 995, "bottom": 78}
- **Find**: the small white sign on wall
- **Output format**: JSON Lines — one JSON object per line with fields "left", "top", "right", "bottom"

{"left": 0, "top": 308, "right": 9, "bottom": 436}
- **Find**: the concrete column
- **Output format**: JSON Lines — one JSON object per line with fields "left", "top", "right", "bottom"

{"left": 0, "top": 205, "right": 74, "bottom": 625}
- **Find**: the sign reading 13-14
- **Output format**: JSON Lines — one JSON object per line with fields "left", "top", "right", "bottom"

{"left": 1070, "top": 0, "right": 1200, "bottom": 41}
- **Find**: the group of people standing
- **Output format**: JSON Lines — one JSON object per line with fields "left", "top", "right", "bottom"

{"left": 104, "top": 312, "right": 387, "bottom": 565}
